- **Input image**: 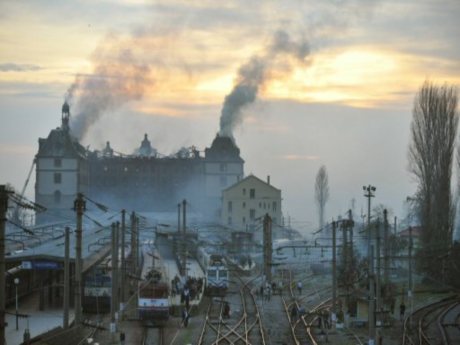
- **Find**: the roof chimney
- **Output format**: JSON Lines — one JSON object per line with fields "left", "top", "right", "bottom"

{"left": 267, "top": 175, "right": 270, "bottom": 185}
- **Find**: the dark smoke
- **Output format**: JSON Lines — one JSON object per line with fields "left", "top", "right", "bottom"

{"left": 67, "top": 35, "right": 150, "bottom": 140}
{"left": 219, "top": 30, "right": 310, "bottom": 138}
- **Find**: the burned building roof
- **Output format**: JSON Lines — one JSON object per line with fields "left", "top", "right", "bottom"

{"left": 37, "top": 127, "right": 86, "bottom": 159}
{"left": 205, "top": 134, "right": 244, "bottom": 162}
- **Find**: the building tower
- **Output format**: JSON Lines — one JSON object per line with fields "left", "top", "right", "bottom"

{"left": 35, "top": 103, "right": 88, "bottom": 224}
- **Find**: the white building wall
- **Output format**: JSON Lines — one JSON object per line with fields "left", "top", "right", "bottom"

{"left": 221, "top": 175, "right": 282, "bottom": 231}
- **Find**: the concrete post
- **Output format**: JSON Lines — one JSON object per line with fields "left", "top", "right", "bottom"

{"left": 332, "top": 221, "right": 337, "bottom": 323}
{"left": 182, "top": 199, "right": 187, "bottom": 277}
{"left": 73, "top": 193, "right": 85, "bottom": 325}
{"left": 0, "top": 185, "right": 10, "bottom": 345}
{"left": 369, "top": 245, "right": 375, "bottom": 345}
{"left": 120, "top": 210, "right": 126, "bottom": 310}
{"left": 63, "top": 227, "right": 70, "bottom": 329}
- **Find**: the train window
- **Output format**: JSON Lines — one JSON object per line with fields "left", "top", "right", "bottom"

{"left": 207, "top": 269, "right": 217, "bottom": 278}
{"left": 219, "top": 269, "right": 228, "bottom": 278}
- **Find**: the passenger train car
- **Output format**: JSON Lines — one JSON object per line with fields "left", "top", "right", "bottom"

{"left": 196, "top": 246, "right": 229, "bottom": 296}
{"left": 82, "top": 258, "right": 112, "bottom": 313}
{"left": 138, "top": 244, "right": 170, "bottom": 326}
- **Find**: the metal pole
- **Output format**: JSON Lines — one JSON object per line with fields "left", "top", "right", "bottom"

{"left": 376, "top": 218, "right": 381, "bottom": 328}
{"left": 408, "top": 226, "right": 413, "bottom": 327}
{"left": 263, "top": 214, "right": 272, "bottom": 283}
{"left": 74, "top": 193, "right": 85, "bottom": 325}
{"left": 383, "top": 210, "right": 389, "bottom": 287}
{"left": 110, "top": 223, "right": 117, "bottom": 333}
{"left": 177, "top": 203, "right": 181, "bottom": 233}
{"left": 63, "top": 227, "right": 70, "bottom": 329}
{"left": 182, "top": 199, "right": 187, "bottom": 277}
{"left": 131, "top": 212, "right": 136, "bottom": 274}
{"left": 332, "top": 221, "right": 337, "bottom": 323}
{"left": 120, "top": 210, "right": 126, "bottom": 310}
{"left": 0, "top": 185, "right": 11, "bottom": 345}
{"left": 369, "top": 245, "right": 375, "bottom": 345}
{"left": 15, "top": 281, "right": 18, "bottom": 330}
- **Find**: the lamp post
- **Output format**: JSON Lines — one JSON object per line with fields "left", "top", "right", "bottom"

{"left": 14, "top": 277, "right": 19, "bottom": 331}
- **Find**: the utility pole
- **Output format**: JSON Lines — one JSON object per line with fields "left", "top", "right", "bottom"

{"left": 131, "top": 212, "right": 136, "bottom": 275}
{"left": 1, "top": 185, "right": 12, "bottom": 345}
{"left": 110, "top": 222, "right": 119, "bottom": 333}
{"left": 332, "top": 221, "right": 337, "bottom": 325}
{"left": 182, "top": 199, "right": 187, "bottom": 278}
{"left": 73, "top": 192, "right": 85, "bottom": 325}
{"left": 363, "top": 185, "right": 376, "bottom": 257}
{"left": 120, "top": 210, "right": 126, "bottom": 312}
{"left": 263, "top": 214, "right": 273, "bottom": 283}
{"left": 383, "top": 210, "right": 389, "bottom": 287}
{"left": 375, "top": 218, "right": 381, "bottom": 329}
{"left": 408, "top": 226, "right": 413, "bottom": 327}
{"left": 177, "top": 203, "right": 181, "bottom": 233}
{"left": 369, "top": 245, "right": 376, "bottom": 345}
{"left": 63, "top": 227, "right": 70, "bottom": 329}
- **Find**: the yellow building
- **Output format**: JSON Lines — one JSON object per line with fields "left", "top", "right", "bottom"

{"left": 221, "top": 175, "right": 282, "bottom": 231}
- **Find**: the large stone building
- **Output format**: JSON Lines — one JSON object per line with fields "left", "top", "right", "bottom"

{"left": 35, "top": 103, "right": 244, "bottom": 223}
{"left": 221, "top": 175, "right": 282, "bottom": 231}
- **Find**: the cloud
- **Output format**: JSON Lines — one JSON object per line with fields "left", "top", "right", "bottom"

{"left": 281, "top": 154, "right": 320, "bottom": 161}
{"left": 0, "top": 63, "right": 41, "bottom": 72}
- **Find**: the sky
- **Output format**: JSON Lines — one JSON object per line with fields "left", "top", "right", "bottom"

{"left": 1, "top": 0, "right": 459, "bottom": 235}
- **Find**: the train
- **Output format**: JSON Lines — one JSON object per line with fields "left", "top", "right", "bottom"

{"left": 138, "top": 243, "right": 170, "bottom": 326}
{"left": 82, "top": 257, "right": 112, "bottom": 313}
{"left": 196, "top": 246, "right": 229, "bottom": 296}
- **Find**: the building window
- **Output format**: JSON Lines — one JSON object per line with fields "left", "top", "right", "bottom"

{"left": 220, "top": 175, "right": 227, "bottom": 186}
{"left": 243, "top": 188, "right": 246, "bottom": 196}
{"left": 243, "top": 217, "right": 246, "bottom": 224}
{"left": 259, "top": 202, "right": 262, "bottom": 208}
{"left": 228, "top": 216, "right": 232, "bottom": 225}
{"left": 228, "top": 201, "right": 232, "bottom": 213}
{"left": 54, "top": 172, "right": 61, "bottom": 184}
{"left": 242, "top": 202, "right": 246, "bottom": 209}
{"left": 54, "top": 158, "right": 62, "bottom": 167}
{"left": 250, "top": 209, "right": 255, "bottom": 220}
{"left": 263, "top": 202, "right": 266, "bottom": 209}
{"left": 124, "top": 166, "right": 128, "bottom": 172}
{"left": 250, "top": 188, "right": 255, "bottom": 199}
{"left": 273, "top": 217, "right": 277, "bottom": 225}
{"left": 220, "top": 163, "right": 227, "bottom": 172}
{"left": 54, "top": 190, "right": 61, "bottom": 203}
{"left": 273, "top": 201, "right": 277, "bottom": 212}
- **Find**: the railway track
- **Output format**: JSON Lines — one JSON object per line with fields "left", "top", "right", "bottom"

{"left": 282, "top": 269, "right": 333, "bottom": 345}
{"left": 142, "top": 326, "right": 165, "bottom": 345}
{"left": 197, "top": 275, "right": 266, "bottom": 344}
{"left": 403, "top": 297, "right": 459, "bottom": 345}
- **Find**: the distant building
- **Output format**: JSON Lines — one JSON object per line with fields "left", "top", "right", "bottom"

{"left": 35, "top": 103, "right": 88, "bottom": 223}
{"left": 35, "top": 103, "right": 244, "bottom": 223}
{"left": 221, "top": 175, "right": 282, "bottom": 231}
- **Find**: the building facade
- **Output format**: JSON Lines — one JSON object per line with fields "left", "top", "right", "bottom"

{"left": 221, "top": 175, "right": 282, "bottom": 231}
{"left": 35, "top": 103, "right": 244, "bottom": 223}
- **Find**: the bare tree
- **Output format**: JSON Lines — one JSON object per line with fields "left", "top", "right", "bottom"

{"left": 315, "top": 165, "right": 330, "bottom": 230}
{"left": 408, "top": 81, "right": 458, "bottom": 279}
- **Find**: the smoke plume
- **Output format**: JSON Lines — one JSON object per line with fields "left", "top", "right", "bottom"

{"left": 219, "top": 30, "right": 310, "bottom": 138}
{"left": 67, "top": 35, "right": 150, "bottom": 140}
